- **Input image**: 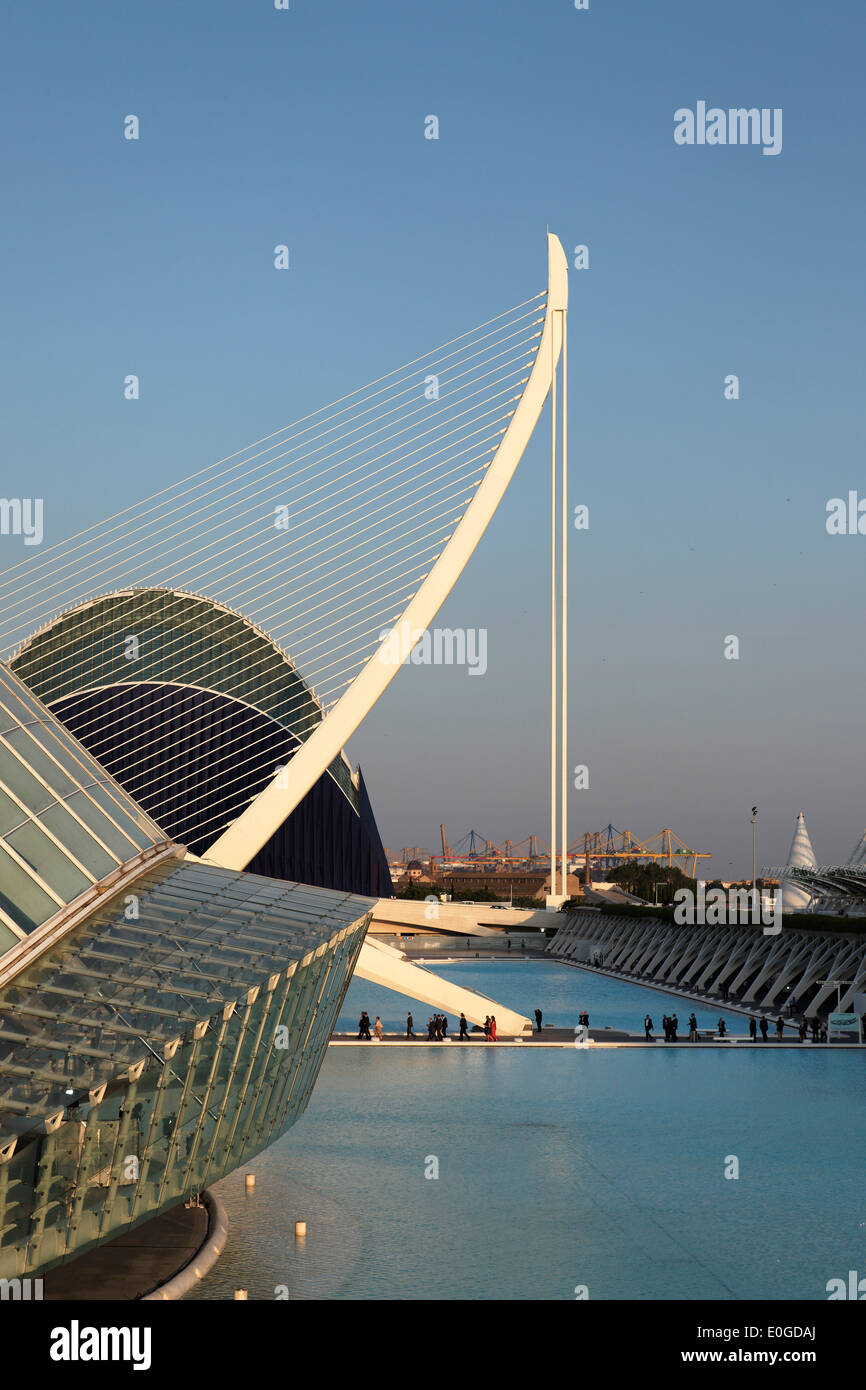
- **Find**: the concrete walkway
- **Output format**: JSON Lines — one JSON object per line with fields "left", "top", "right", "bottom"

{"left": 44, "top": 1199, "right": 210, "bottom": 1300}
{"left": 330, "top": 1030, "right": 865, "bottom": 1050}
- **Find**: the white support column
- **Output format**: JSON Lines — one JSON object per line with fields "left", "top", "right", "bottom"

{"left": 560, "top": 308, "right": 568, "bottom": 898}
{"left": 549, "top": 297, "right": 559, "bottom": 903}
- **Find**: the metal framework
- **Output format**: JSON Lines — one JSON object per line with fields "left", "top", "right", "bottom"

{"left": 548, "top": 910, "right": 866, "bottom": 1017}
{"left": 0, "top": 859, "right": 371, "bottom": 1279}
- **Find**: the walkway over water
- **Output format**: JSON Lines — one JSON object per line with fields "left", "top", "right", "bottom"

{"left": 330, "top": 1031, "right": 862, "bottom": 1049}
{"left": 547, "top": 908, "right": 866, "bottom": 1018}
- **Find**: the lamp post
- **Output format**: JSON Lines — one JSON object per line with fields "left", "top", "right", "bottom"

{"left": 817, "top": 979, "right": 854, "bottom": 1011}
{"left": 751, "top": 806, "right": 758, "bottom": 920}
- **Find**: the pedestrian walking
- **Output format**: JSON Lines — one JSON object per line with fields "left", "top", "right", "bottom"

{"left": 688, "top": 1012, "right": 698, "bottom": 1042}
{"left": 535, "top": 1008, "right": 543, "bottom": 1033}
{"left": 374, "top": 1016, "right": 383, "bottom": 1041}
{"left": 358, "top": 1011, "right": 371, "bottom": 1041}
{"left": 775, "top": 1016, "right": 784, "bottom": 1040}
{"left": 749, "top": 1017, "right": 757, "bottom": 1041}
{"left": 483, "top": 1016, "right": 491, "bottom": 1040}
{"left": 644, "top": 1014, "right": 654, "bottom": 1040}
{"left": 459, "top": 1012, "right": 469, "bottom": 1039}
{"left": 717, "top": 1018, "right": 727, "bottom": 1038}
{"left": 406, "top": 1012, "right": 414, "bottom": 1038}
{"left": 427, "top": 1017, "right": 435, "bottom": 1040}
{"left": 670, "top": 1013, "right": 678, "bottom": 1041}
{"left": 759, "top": 1016, "right": 768, "bottom": 1041}
{"left": 440, "top": 1014, "right": 448, "bottom": 1039}
{"left": 490, "top": 1015, "right": 497, "bottom": 1042}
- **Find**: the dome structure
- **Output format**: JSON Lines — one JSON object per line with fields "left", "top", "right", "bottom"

{"left": 10, "top": 588, "right": 391, "bottom": 897}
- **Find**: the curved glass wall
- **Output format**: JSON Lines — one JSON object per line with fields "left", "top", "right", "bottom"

{"left": 0, "top": 665, "right": 165, "bottom": 939}
{"left": 0, "top": 858, "right": 372, "bottom": 1279}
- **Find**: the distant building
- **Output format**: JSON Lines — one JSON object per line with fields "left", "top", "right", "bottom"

{"left": 446, "top": 870, "right": 549, "bottom": 900}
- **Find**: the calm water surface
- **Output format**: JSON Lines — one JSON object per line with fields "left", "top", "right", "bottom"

{"left": 337, "top": 958, "right": 749, "bottom": 1034}
{"left": 193, "top": 962, "right": 865, "bottom": 1301}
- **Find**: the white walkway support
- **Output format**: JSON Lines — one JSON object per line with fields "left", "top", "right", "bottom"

{"left": 358, "top": 938, "right": 531, "bottom": 1035}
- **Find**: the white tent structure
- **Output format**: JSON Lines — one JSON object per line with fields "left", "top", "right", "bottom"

{"left": 781, "top": 811, "right": 817, "bottom": 912}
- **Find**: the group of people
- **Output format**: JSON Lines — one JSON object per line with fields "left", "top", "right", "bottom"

{"left": 408, "top": 1011, "right": 494, "bottom": 1040}
{"left": 355, "top": 1001, "right": 565, "bottom": 1043}
{"left": 796, "top": 1016, "right": 828, "bottom": 1043}
{"left": 357, "top": 1011, "right": 384, "bottom": 1040}
{"left": 645, "top": 1012, "right": 726, "bottom": 1041}
{"left": 747, "top": 1015, "right": 785, "bottom": 1041}
{"left": 645, "top": 1012, "right": 685, "bottom": 1041}
{"left": 361, "top": 1002, "right": 832, "bottom": 1047}
{"left": 641, "top": 1010, "right": 799, "bottom": 1042}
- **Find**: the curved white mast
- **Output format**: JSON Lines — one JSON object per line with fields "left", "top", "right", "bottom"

{"left": 206, "top": 234, "right": 569, "bottom": 872}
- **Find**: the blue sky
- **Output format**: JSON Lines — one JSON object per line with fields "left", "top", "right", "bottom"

{"left": 1, "top": 0, "right": 864, "bottom": 875}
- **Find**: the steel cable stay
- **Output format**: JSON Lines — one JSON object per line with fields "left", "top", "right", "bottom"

{"left": 0, "top": 358, "right": 532, "bottom": 666}
{"left": 8, "top": 393, "right": 517, "bottom": 698}
{"left": 0, "top": 300, "right": 544, "bottom": 627}
{"left": 40, "top": 466, "right": 490, "bottom": 766}
{"left": 50, "top": 499, "right": 478, "bottom": 787}
{"left": 0, "top": 317, "right": 541, "bottom": 639}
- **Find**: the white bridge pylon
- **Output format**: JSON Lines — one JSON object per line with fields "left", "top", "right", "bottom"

{"left": 202, "top": 234, "right": 569, "bottom": 1034}
{"left": 206, "top": 234, "right": 567, "bottom": 867}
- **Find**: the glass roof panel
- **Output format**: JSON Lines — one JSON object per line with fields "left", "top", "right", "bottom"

{"left": 0, "top": 664, "right": 168, "bottom": 938}
{"left": 5, "top": 821, "right": 92, "bottom": 898}
{"left": 0, "top": 858, "right": 374, "bottom": 1145}
{"left": 0, "top": 843, "right": 59, "bottom": 932}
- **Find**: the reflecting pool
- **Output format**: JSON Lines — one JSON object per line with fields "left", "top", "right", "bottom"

{"left": 194, "top": 962, "right": 865, "bottom": 1301}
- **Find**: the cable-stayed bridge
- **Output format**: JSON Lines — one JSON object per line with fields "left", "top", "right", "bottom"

{"left": 0, "top": 234, "right": 572, "bottom": 1035}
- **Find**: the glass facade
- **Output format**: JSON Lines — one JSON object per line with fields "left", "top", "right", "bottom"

{"left": 0, "top": 858, "right": 373, "bottom": 1279}
{"left": 0, "top": 666, "right": 165, "bottom": 941}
